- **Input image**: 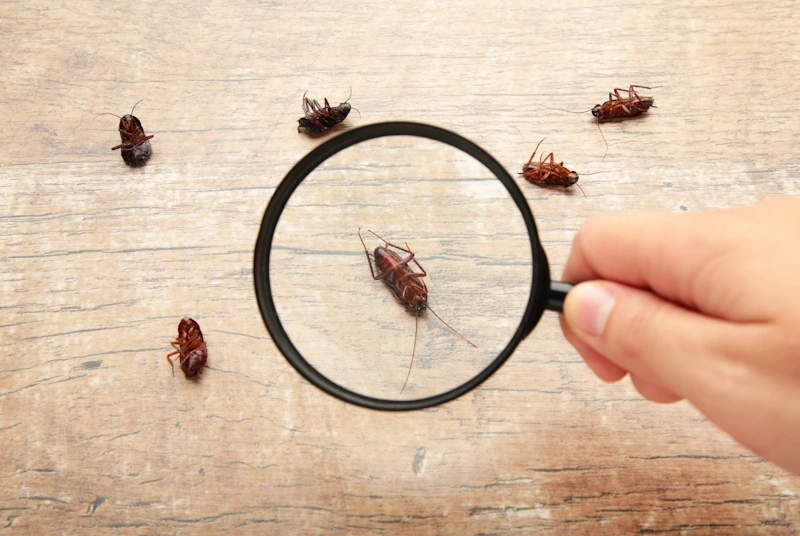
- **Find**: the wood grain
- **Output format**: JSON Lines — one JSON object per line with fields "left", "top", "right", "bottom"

{"left": 1, "top": 0, "right": 799, "bottom": 533}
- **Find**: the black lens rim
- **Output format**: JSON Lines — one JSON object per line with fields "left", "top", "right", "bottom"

{"left": 254, "top": 121, "right": 550, "bottom": 411}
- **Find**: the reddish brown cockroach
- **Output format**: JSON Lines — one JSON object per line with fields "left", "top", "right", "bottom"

{"left": 98, "top": 100, "right": 154, "bottom": 167}
{"left": 591, "top": 85, "right": 655, "bottom": 122}
{"left": 519, "top": 138, "right": 585, "bottom": 197}
{"left": 297, "top": 88, "right": 358, "bottom": 135}
{"left": 167, "top": 318, "right": 208, "bottom": 379}
{"left": 358, "top": 229, "right": 477, "bottom": 394}
{"left": 590, "top": 85, "right": 655, "bottom": 159}
{"left": 537, "top": 85, "right": 657, "bottom": 159}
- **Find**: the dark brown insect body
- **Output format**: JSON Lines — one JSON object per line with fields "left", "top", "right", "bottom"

{"left": 297, "top": 89, "right": 354, "bottom": 135}
{"left": 358, "top": 229, "right": 476, "bottom": 394}
{"left": 591, "top": 85, "right": 655, "bottom": 123}
{"left": 167, "top": 318, "right": 208, "bottom": 378}
{"left": 520, "top": 138, "right": 585, "bottom": 197}
{"left": 104, "top": 100, "right": 154, "bottom": 167}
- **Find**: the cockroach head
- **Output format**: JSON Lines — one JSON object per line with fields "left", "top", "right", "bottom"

{"left": 409, "top": 294, "right": 428, "bottom": 313}
{"left": 340, "top": 102, "right": 351, "bottom": 114}
{"left": 567, "top": 171, "right": 579, "bottom": 185}
{"left": 590, "top": 105, "right": 601, "bottom": 118}
{"left": 119, "top": 114, "right": 136, "bottom": 129}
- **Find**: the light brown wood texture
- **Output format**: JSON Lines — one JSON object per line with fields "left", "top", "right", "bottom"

{"left": 2, "top": 0, "right": 799, "bottom": 533}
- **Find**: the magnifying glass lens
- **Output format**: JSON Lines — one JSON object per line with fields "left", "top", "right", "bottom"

{"left": 269, "top": 135, "right": 534, "bottom": 400}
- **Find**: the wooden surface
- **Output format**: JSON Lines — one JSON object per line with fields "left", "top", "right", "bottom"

{"left": 2, "top": 0, "right": 799, "bottom": 533}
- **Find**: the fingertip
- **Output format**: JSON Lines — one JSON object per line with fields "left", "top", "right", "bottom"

{"left": 563, "top": 281, "right": 617, "bottom": 338}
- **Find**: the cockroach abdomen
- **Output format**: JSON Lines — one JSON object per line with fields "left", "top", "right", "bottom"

{"left": 181, "top": 347, "right": 208, "bottom": 378}
{"left": 121, "top": 140, "right": 152, "bottom": 167}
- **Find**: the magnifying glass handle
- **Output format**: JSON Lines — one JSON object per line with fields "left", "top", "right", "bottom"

{"left": 546, "top": 281, "right": 574, "bottom": 313}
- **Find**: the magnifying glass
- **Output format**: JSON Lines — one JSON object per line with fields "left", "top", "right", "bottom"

{"left": 254, "top": 122, "right": 573, "bottom": 411}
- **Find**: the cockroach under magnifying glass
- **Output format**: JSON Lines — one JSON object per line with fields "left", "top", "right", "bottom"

{"left": 254, "top": 122, "right": 574, "bottom": 411}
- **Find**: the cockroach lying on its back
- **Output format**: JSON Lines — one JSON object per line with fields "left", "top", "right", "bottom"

{"left": 358, "top": 229, "right": 476, "bottom": 394}
{"left": 98, "top": 100, "right": 154, "bottom": 167}
{"left": 591, "top": 85, "right": 656, "bottom": 122}
{"left": 519, "top": 138, "right": 585, "bottom": 197}
{"left": 537, "top": 84, "right": 657, "bottom": 159}
{"left": 167, "top": 318, "right": 207, "bottom": 379}
{"left": 297, "top": 88, "right": 358, "bottom": 135}
{"left": 590, "top": 84, "right": 656, "bottom": 158}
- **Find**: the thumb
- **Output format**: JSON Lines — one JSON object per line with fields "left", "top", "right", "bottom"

{"left": 562, "top": 281, "right": 738, "bottom": 401}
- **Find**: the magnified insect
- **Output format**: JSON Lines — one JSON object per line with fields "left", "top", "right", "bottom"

{"left": 167, "top": 318, "right": 208, "bottom": 379}
{"left": 358, "top": 229, "right": 477, "bottom": 394}
{"left": 297, "top": 88, "right": 358, "bottom": 135}
{"left": 520, "top": 138, "right": 585, "bottom": 197}
{"left": 97, "top": 100, "right": 154, "bottom": 167}
{"left": 257, "top": 121, "right": 576, "bottom": 410}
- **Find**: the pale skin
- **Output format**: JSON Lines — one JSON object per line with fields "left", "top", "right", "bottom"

{"left": 558, "top": 196, "right": 800, "bottom": 475}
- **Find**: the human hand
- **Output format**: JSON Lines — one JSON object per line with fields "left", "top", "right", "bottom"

{"left": 558, "top": 196, "right": 800, "bottom": 475}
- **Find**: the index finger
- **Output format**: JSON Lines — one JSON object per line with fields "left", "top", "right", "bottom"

{"left": 561, "top": 208, "right": 748, "bottom": 319}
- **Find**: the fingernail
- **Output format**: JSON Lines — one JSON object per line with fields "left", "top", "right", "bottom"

{"left": 568, "top": 282, "right": 616, "bottom": 337}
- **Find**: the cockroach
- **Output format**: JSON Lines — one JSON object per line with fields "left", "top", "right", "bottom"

{"left": 590, "top": 85, "right": 655, "bottom": 159}
{"left": 536, "top": 85, "right": 657, "bottom": 159}
{"left": 297, "top": 88, "right": 358, "bottom": 135}
{"left": 591, "top": 85, "right": 655, "bottom": 122}
{"left": 358, "top": 229, "right": 477, "bottom": 394}
{"left": 166, "top": 318, "right": 208, "bottom": 379}
{"left": 519, "top": 138, "right": 585, "bottom": 197}
{"left": 97, "top": 100, "right": 154, "bottom": 167}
